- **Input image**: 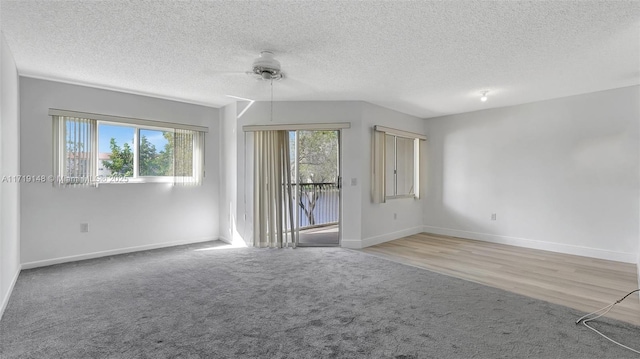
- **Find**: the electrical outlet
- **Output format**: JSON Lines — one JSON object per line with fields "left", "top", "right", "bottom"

{"left": 491, "top": 213, "right": 497, "bottom": 221}
{"left": 394, "top": 213, "right": 397, "bottom": 220}
{"left": 351, "top": 178, "right": 357, "bottom": 186}
{"left": 80, "top": 223, "right": 89, "bottom": 233}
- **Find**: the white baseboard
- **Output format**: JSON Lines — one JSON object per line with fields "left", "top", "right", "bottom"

{"left": 341, "top": 226, "right": 425, "bottom": 249}
{"left": 0, "top": 266, "right": 21, "bottom": 321}
{"left": 362, "top": 226, "right": 425, "bottom": 248}
{"left": 21, "top": 237, "right": 219, "bottom": 270}
{"left": 423, "top": 225, "right": 636, "bottom": 263}
{"left": 341, "top": 239, "right": 363, "bottom": 249}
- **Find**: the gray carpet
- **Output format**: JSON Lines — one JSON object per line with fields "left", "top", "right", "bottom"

{"left": 1, "top": 241, "right": 638, "bottom": 358}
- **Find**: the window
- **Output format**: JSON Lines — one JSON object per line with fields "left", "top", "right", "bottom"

{"left": 372, "top": 125, "right": 424, "bottom": 203}
{"left": 99, "top": 123, "right": 135, "bottom": 178}
{"left": 138, "top": 128, "right": 172, "bottom": 176}
{"left": 385, "top": 134, "right": 416, "bottom": 198}
{"left": 51, "top": 109, "right": 206, "bottom": 187}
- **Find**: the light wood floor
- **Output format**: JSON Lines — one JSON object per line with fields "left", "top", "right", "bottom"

{"left": 362, "top": 232, "right": 640, "bottom": 326}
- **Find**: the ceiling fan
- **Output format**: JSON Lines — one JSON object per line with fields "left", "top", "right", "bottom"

{"left": 225, "top": 51, "right": 288, "bottom": 119}
{"left": 246, "top": 51, "right": 284, "bottom": 81}
{"left": 223, "top": 50, "right": 312, "bottom": 110}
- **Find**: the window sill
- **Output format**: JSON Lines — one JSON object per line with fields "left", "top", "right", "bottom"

{"left": 96, "top": 176, "right": 197, "bottom": 185}
{"left": 385, "top": 195, "right": 417, "bottom": 200}
{"left": 97, "top": 177, "right": 172, "bottom": 184}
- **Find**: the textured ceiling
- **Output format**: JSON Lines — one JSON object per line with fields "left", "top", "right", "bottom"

{"left": 1, "top": 1, "right": 638, "bottom": 118}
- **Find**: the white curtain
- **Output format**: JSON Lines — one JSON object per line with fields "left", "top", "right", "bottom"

{"left": 52, "top": 115, "right": 98, "bottom": 187}
{"left": 371, "top": 129, "right": 386, "bottom": 203}
{"left": 174, "top": 129, "right": 205, "bottom": 186}
{"left": 253, "top": 130, "right": 296, "bottom": 248}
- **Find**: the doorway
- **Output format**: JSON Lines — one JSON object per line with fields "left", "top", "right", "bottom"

{"left": 290, "top": 130, "right": 341, "bottom": 246}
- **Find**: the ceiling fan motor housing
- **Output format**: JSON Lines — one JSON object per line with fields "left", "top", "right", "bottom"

{"left": 252, "top": 51, "right": 281, "bottom": 79}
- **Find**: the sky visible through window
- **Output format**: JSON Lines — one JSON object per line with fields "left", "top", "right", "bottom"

{"left": 98, "top": 124, "right": 168, "bottom": 153}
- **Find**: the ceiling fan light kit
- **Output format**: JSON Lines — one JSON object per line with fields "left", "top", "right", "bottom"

{"left": 250, "top": 51, "right": 283, "bottom": 81}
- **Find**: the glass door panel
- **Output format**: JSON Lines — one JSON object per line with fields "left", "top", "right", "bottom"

{"left": 292, "top": 130, "right": 340, "bottom": 246}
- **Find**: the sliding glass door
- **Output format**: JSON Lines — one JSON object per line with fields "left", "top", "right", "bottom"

{"left": 290, "top": 130, "right": 341, "bottom": 246}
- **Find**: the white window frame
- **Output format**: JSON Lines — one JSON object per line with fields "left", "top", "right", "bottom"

{"left": 98, "top": 121, "right": 180, "bottom": 184}
{"left": 385, "top": 134, "right": 419, "bottom": 199}
{"left": 372, "top": 125, "right": 425, "bottom": 203}
{"left": 50, "top": 109, "right": 207, "bottom": 186}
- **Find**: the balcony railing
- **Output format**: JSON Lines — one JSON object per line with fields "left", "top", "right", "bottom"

{"left": 293, "top": 182, "right": 339, "bottom": 229}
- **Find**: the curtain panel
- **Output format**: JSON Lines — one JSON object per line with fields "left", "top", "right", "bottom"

{"left": 253, "top": 130, "right": 296, "bottom": 248}
{"left": 52, "top": 115, "right": 98, "bottom": 187}
{"left": 173, "top": 129, "right": 205, "bottom": 186}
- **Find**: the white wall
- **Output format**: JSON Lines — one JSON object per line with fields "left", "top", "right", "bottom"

{"left": 20, "top": 77, "right": 220, "bottom": 267}
{"left": 0, "top": 33, "right": 21, "bottom": 319}
{"left": 229, "top": 100, "right": 425, "bottom": 249}
{"left": 424, "top": 86, "right": 640, "bottom": 263}
{"left": 359, "top": 102, "right": 427, "bottom": 247}
{"left": 219, "top": 102, "right": 242, "bottom": 245}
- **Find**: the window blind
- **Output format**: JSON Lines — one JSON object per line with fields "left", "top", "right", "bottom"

{"left": 173, "top": 129, "right": 205, "bottom": 186}
{"left": 52, "top": 115, "right": 98, "bottom": 187}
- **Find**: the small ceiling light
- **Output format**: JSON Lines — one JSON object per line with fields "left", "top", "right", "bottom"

{"left": 480, "top": 91, "right": 489, "bottom": 102}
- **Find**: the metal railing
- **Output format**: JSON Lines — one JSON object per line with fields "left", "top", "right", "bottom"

{"left": 293, "top": 182, "right": 339, "bottom": 229}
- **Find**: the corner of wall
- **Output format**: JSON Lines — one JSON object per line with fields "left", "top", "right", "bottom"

{"left": 0, "top": 32, "right": 21, "bottom": 321}
{"left": 220, "top": 102, "right": 250, "bottom": 247}
{"left": 0, "top": 268, "right": 20, "bottom": 321}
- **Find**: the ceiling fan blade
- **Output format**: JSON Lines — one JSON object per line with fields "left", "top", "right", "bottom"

{"left": 276, "top": 75, "right": 314, "bottom": 92}
{"left": 202, "top": 69, "right": 249, "bottom": 77}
